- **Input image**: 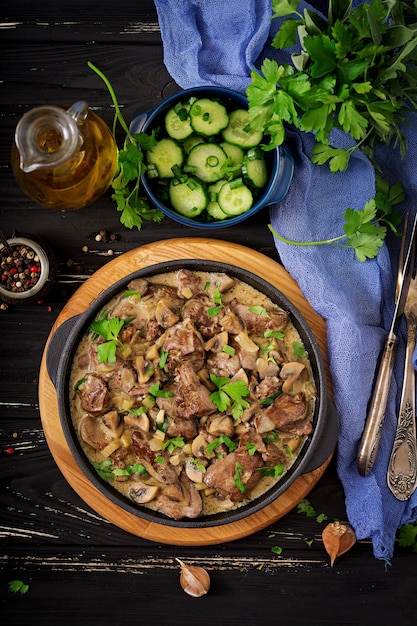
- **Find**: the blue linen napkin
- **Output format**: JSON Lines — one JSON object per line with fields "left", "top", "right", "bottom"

{"left": 153, "top": 0, "right": 417, "bottom": 560}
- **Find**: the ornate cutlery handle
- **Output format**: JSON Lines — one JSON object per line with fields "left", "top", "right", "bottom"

{"left": 357, "top": 333, "right": 397, "bottom": 476}
{"left": 387, "top": 315, "right": 417, "bottom": 501}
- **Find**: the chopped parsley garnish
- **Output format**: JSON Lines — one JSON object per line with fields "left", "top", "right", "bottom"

{"left": 207, "top": 287, "right": 223, "bottom": 317}
{"left": 8, "top": 580, "right": 29, "bottom": 595}
{"left": 293, "top": 341, "right": 307, "bottom": 359}
{"left": 159, "top": 348, "right": 169, "bottom": 368}
{"left": 148, "top": 383, "right": 174, "bottom": 398}
{"left": 206, "top": 435, "right": 236, "bottom": 456}
{"left": 264, "top": 328, "right": 285, "bottom": 341}
{"left": 122, "top": 289, "right": 142, "bottom": 298}
{"left": 234, "top": 461, "right": 246, "bottom": 492}
{"left": 92, "top": 459, "right": 147, "bottom": 481}
{"left": 245, "top": 441, "right": 258, "bottom": 456}
{"left": 248, "top": 305, "right": 269, "bottom": 317}
{"left": 257, "top": 463, "right": 285, "bottom": 477}
{"left": 162, "top": 437, "right": 185, "bottom": 454}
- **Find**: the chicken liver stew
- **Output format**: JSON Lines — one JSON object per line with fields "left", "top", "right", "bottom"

{"left": 69, "top": 269, "right": 316, "bottom": 520}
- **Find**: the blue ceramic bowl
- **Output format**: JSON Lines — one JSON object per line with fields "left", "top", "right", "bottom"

{"left": 129, "top": 86, "right": 294, "bottom": 229}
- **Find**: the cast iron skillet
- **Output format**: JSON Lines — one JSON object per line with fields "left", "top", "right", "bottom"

{"left": 46, "top": 259, "right": 338, "bottom": 528}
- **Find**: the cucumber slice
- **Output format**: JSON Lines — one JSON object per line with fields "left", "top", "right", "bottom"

{"left": 243, "top": 156, "right": 268, "bottom": 188}
{"left": 220, "top": 142, "right": 244, "bottom": 178}
{"left": 183, "top": 134, "right": 205, "bottom": 154}
{"left": 189, "top": 98, "right": 229, "bottom": 136}
{"left": 169, "top": 176, "right": 207, "bottom": 218}
{"left": 206, "top": 181, "right": 228, "bottom": 220}
{"left": 222, "top": 109, "right": 263, "bottom": 148}
{"left": 218, "top": 180, "right": 253, "bottom": 216}
{"left": 187, "top": 143, "right": 228, "bottom": 183}
{"left": 206, "top": 201, "right": 229, "bottom": 220}
{"left": 165, "top": 105, "right": 193, "bottom": 141}
{"left": 146, "top": 138, "right": 184, "bottom": 178}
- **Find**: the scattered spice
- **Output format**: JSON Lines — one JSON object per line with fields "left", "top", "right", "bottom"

{"left": 322, "top": 521, "right": 357, "bottom": 567}
{"left": 94, "top": 230, "right": 118, "bottom": 244}
{"left": 176, "top": 558, "right": 210, "bottom": 598}
{"left": 0, "top": 244, "right": 41, "bottom": 294}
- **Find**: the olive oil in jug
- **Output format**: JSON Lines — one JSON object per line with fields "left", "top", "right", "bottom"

{"left": 11, "top": 101, "right": 118, "bottom": 210}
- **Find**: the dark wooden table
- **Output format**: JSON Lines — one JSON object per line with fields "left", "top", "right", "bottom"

{"left": 1, "top": 2, "right": 416, "bottom": 624}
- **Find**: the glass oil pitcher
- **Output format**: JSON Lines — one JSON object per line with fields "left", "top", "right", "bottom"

{"left": 11, "top": 101, "right": 118, "bottom": 210}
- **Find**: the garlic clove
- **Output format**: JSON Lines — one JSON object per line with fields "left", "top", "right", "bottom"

{"left": 322, "top": 521, "right": 357, "bottom": 567}
{"left": 176, "top": 558, "right": 210, "bottom": 597}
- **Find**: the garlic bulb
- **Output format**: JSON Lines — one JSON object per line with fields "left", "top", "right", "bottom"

{"left": 322, "top": 521, "right": 357, "bottom": 566}
{"left": 176, "top": 558, "right": 210, "bottom": 597}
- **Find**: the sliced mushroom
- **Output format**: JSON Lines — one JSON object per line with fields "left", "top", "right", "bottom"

{"left": 191, "top": 432, "right": 211, "bottom": 458}
{"left": 123, "top": 411, "right": 150, "bottom": 432}
{"left": 79, "top": 415, "right": 111, "bottom": 450}
{"left": 134, "top": 354, "right": 154, "bottom": 384}
{"left": 207, "top": 414, "right": 234, "bottom": 437}
{"left": 230, "top": 367, "right": 249, "bottom": 386}
{"left": 196, "top": 367, "right": 216, "bottom": 391}
{"left": 280, "top": 362, "right": 306, "bottom": 393}
{"left": 220, "top": 308, "right": 244, "bottom": 334}
{"left": 155, "top": 297, "right": 180, "bottom": 329}
{"left": 129, "top": 482, "right": 160, "bottom": 504}
{"left": 185, "top": 458, "right": 207, "bottom": 484}
{"left": 234, "top": 331, "right": 259, "bottom": 354}
{"left": 255, "top": 356, "right": 280, "bottom": 380}
{"left": 127, "top": 277, "right": 149, "bottom": 296}
{"left": 204, "top": 331, "right": 229, "bottom": 353}
{"left": 101, "top": 410, "right": 124, "bottom": 439}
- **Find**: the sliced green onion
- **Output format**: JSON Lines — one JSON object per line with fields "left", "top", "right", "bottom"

{"left": 171, "top": 164, "right": 182, "bottom": 177}
{"left": 230, "top": 177, "right": 244, "bottom": 189}
{"left": 206, "top": 156, "right": 219, "bottom": 167}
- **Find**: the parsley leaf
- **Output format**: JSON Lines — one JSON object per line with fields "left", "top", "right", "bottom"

{"left": 397, "top": 522, "right": 417, "bottom": 552}
{"left": 90, "top": 315, "right": 130, "bottom": 363}
{"left": 210, "top": 374, "right": 250, "bottom": 419}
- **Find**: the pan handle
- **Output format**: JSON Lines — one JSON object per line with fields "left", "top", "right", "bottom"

{"left": 302, "top": 400, "right": 339, "bottom": 474}
{"left": 46, "top": 315, "right": 80, "bottom": 388}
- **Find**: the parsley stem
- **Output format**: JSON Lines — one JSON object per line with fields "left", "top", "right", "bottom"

{"left": 88, "top": 61, "right": 135, "bottom": 143}
{"left": 268, "top": 224, "right": 346, "bottom": 247}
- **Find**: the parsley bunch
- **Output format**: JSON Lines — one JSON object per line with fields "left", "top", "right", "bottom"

{"left": 247, "top": 0, "right": 417, "bottom": 172}
{"left": 88, "top": 61, "right": 164, "bottom": 230}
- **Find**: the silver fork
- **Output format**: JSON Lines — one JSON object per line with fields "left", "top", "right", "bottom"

{"left": 387, "top": 272, "right": 417, "bottom": 500}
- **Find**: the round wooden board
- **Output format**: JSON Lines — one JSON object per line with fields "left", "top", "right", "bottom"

{"left": 39, "top": 238, "right": 333, "bottom": 546}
